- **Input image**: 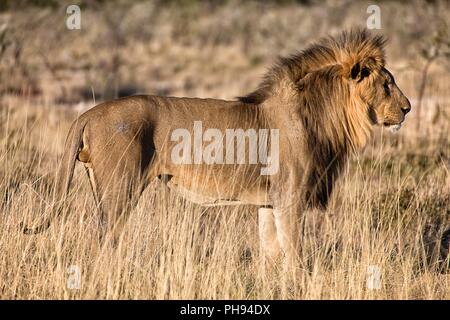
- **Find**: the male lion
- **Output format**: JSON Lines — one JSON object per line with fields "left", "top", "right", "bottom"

{"left": 23, "top": 29, "right": 410, "bottom": 264}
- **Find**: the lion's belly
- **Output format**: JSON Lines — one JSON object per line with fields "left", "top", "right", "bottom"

{"left": 164, "top": 175, "right": 270, "bottom": 207}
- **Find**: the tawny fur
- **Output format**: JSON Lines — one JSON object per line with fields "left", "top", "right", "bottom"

{"left": 23, "top": 29, "right": 411, "bottom": 263}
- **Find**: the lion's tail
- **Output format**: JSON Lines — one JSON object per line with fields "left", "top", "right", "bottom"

{"left": 22, "top": 117, "right": 88, "bottom": 234}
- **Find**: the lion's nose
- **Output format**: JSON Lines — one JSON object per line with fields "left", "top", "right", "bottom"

{"left": 401, "top": 102, "right": 411, "bottom": 115}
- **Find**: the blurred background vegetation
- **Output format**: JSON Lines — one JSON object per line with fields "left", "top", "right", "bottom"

{"left": 0, "top": 0, "right": 448, "bottom": 298}
{"left": 0, "top": 0, "right": 448, "bottom": 105}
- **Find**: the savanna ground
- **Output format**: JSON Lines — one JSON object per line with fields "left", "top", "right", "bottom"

{"left": 0, "top": 0, "right": 449, "bottom": 299}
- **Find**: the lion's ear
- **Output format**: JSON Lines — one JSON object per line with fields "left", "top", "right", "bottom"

{"left": 349, "top": 57, "right": 376, "bottom": 82}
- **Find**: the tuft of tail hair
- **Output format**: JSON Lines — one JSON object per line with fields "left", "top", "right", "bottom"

{"left": 21, "top": 118, "right": 87, "bottom": 234}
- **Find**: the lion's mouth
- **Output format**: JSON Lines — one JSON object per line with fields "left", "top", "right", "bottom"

{"left": 388, "top": 124, "right": 402, "bottom": 132}
{"left": 383, "top": 122, "right": 402, "bottom": 132}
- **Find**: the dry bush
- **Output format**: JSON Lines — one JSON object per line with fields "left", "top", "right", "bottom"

{"left": 0, "top": 0, "right": 449, "bottom": 299}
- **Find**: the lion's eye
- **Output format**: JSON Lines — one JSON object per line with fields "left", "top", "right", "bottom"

{"left": 383, "top": 81, "right": 390, "bottom": 96}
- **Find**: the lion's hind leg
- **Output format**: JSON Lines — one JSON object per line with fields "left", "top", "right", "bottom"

{"left": 83, "top": 166, "right": 108, "bottom": 236}
{"left": 85, "top": 137, "right": 153, "bottom": 245}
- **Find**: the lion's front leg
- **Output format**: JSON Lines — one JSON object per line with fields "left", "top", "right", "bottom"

{"left": 258, "top": 207, "right": 281, "bottom": 263}
{"left": 267, "top": 180, "right": 302, "bottom": 271}
{"left": 273, "top": 205, "right": 301, "bottom": 269}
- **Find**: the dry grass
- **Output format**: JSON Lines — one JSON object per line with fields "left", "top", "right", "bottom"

{"left": 0, "top": 94, "right": 448, "bottom": 299}
{"left": 0, "top": 0, "right": 449, "bottom": 300}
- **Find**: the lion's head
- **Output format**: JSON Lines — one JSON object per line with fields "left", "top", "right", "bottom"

{"left": 323, "top": 30, "right": 411, "bottom": 137}
{"left": 240, "top": 29, "right": 411, "bottom": 138}
{"left": 349, "top": 59, "right": 411, "bottom": 133}
{"left": 361, "top": 68, "right": 411, "bottom": 131}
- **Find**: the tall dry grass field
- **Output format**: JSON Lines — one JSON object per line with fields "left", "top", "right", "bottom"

{"left": 0, "top": 0, "right": 449, "bottom": 299}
